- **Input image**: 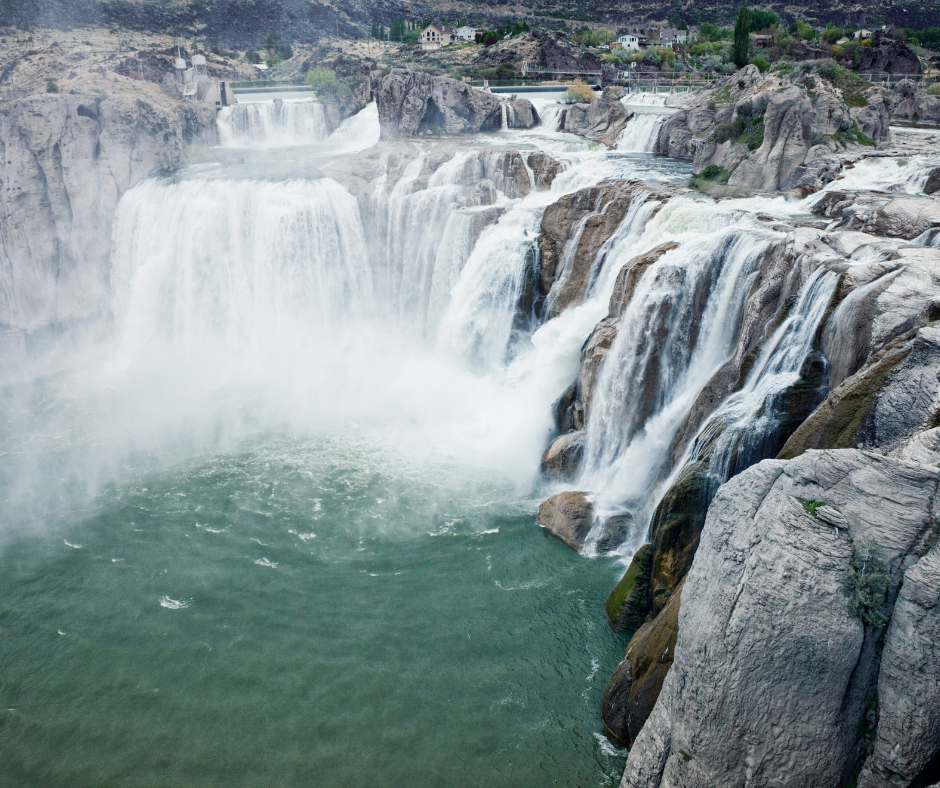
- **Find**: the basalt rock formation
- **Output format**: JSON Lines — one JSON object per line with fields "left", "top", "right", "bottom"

{"left": 373, "top": 68, "right": 538, "bottom": 139}
{"left": 619, "top": 447, "right": 940, "bottom": 788}
{"left": 886, "top": 79, "right": 940, "bottom": 125}
{"left": 0, "top": 92, "right": 216, "bottom": 340}
{"left": 600, "top": 237, "right": 940, "bottom": 754}
{"left": 559, "top": 93, "right": 631, "bottom": 148}
{"left": 658, "top": 65, "right": 891, "bottom": 193}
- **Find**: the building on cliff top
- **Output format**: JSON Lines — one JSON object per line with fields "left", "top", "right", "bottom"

{"left": 420, "top": 25, "right": 458, "bottom": 50}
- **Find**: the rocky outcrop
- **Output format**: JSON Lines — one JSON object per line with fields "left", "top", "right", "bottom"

{"left": 812, "top": 191, "right": 940, "bottom": 240}
{"left": 662, "top": 66, "right": 892, "bottom": 193}
{"left": 820, "top": 246, "right": 940, "bottom": 388}
{"left": 374, "top": 68, "right": 538, "bottom": 139}
{"left": 857, "top": 34, "right": 923, "bottom": 76}
{"left": 505, "top": 98, "right": 540, "bottom": 130}
{"left": 605, "top": 543, "right": 653, "bottom": 631}
{"left": 538, "top": 182, "right": 634, "bottom": 316}
{"left": 322, "top": 139, "right": 560, "bottom": 203}
{"left": 540, "top": 431, "right": 586, "bottom": 479}
{"left": 886, "top": 78, "right": 940, "bottom": 125}
{"left": 857, "top": 542, "right": 940, "bottom": 788}
{"left": 603, "top": 578, "right": 682, "bottom": 746}
{"left": 0, "top": 92, "right": 216, "bottom": 337}
{"left": 926, "top": 168, "right": 940, "bottom": 196}
{"left": 536, "top": 491, "right": 627, "bottom": 553}
{"left": 620, "top": 448, "right": 940, "bottom": 788}
{"left": 780, "top": 325, "right": 940, "bottom": 459}
{"left": 559, "top": 94, "right": 630, "bottom": 148}
{"left": 537, "top": 491, "right": 594, "bottom": 551}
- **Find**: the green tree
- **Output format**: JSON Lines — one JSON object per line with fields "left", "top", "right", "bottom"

{"left": 733, "top": 5, "right": 751, "bottom": 68}
{"left": 371, "top": 21, "right": 384, "bottom": 40}
{"left": 389, "top": 17, "right": 406, "bottom": 42}
{"left": 748, "top": 9, "right": 777, "bottom": 32}
{"left": 46, "top": 77, "right": 59, "bottom": 93}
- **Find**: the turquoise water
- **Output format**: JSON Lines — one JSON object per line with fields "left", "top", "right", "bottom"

{"left": 0, "top": 433, "right": 630, "bottom": 787}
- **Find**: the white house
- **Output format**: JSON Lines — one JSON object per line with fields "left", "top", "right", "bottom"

{"left": 420, "top": 24, "right": 458, "bottom": 50}
{"left": 614, "top": 34, "right": 644, "bottom": 50}
{"left": 456, "top": 26, "right": 476, "bottom": 41}
{"left": 854, "top": 28, "right": 874, "bottom": 39}
{"left": 658, "top": 28, "right": 688, "bottom": 44}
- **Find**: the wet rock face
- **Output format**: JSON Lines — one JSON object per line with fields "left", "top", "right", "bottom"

{"left": 374, "top": 68, "right": 538, "bottom": 139}
{"left": 780, "top": 325, "right": 940, "bottom": 459}
{"left": 505, "top": 98, "right": 540, "bottom": 130}
{"left": 538, "top": 183, "right": 634, "bottom": 316}
{"left": 602, "top": 578, "right": 682, "bottom": 746}
{"left": 925, "top": 168, "right": 940, "bottom": 196}
{"left": 620, "top": 449, "right": 940, "bottom": 788}
{"left": 0, "top": 92, "right": 215, "bottom": 335}
{"left": 540, "top": 432, "right": 586, "bottom": 479}
{"left": 812, "top": 191, "right": 940, "bottom": 240}
{"left": 536, "top": 491, "right": 625, "bottom": 553}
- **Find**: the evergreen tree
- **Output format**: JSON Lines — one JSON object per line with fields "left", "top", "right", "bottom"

{"left": 733, "top": 5, "right": 751, "bottom": 68}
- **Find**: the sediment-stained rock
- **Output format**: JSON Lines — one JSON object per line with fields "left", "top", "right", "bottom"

{"left": 537, "top": 490, "right": 594, "bottom": 551}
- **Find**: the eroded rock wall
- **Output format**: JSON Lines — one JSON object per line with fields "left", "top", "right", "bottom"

{"left": 0, "top": 92, "right": 216, "bottom": 338}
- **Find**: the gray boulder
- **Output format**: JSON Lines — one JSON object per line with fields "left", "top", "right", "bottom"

{"left": 559, "top": 96, "right": 630, "bottom": 148}
{"left": 812, "top": 191, "right": 940, "bottom": 240}
{"left": 505, "top": 98, "right": 540, "bottom": 129}
{"left": 620, "top": 449, "right": 940, "bottom": 788}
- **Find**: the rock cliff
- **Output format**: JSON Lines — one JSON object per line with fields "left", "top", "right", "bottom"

{"left": 0, "top": 92, "right": 216, "bottom": 339}
{"left": 620, "top": 447, "right": 940, "bottom": 788}
{"left": 658, "top": 65, "right": 891, "bottom": 193}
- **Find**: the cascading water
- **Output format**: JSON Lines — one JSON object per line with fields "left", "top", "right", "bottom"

{"left": 12, "top": 67, "right": 939, "bottom": 788}
{"left": 616, "top": 93, "right": 670, "bottom": 152}
{"left": 577, "top": 216, "right": 773, "bottom": 524}
{"left": 217, "top": 98, "right": 330, "bottom": 147}
{"left": 326, "top": 101, "right": 381, "bottom": 151}
{"left": 678, "top": 267, "right": 840, "bottom": 499}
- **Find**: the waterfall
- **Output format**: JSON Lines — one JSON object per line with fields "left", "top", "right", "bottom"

{"left": 680, "top": 267, "right": 840, "bottom": 495}
{"left": 616, "top": 114, "right": 665, "bottom": 153}
{"left": 217, "top": 99, "right": 330, "bottom": 147}
{"left": 501, "top": 102, "right": 509, "bottom": 131}
{"left": 578, "top": 227, "right": 770, "bottom": 519}
{"left": 110, "top": 177, "right": 373, "bottom": 359}
{"left": 326, "top": 102, "right": 381, "bottom": 152}
{"left": 616, "top": 93, "right": 670, "bottom": 152}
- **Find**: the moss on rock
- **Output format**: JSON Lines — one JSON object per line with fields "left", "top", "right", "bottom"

{"left": 605, "top": 543, "right": 653, "bottom": 631}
